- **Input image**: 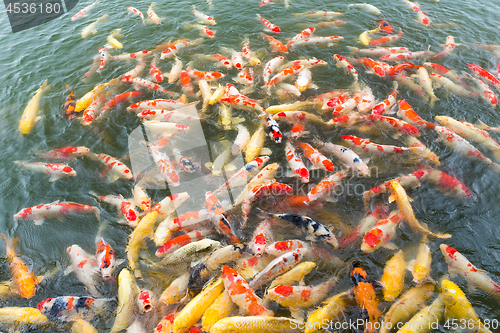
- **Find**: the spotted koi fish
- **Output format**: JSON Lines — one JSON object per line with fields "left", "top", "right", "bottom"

{"left": 386, "top": 62, "right": 422, "bottom": 76}
{"left": 149, "top": 145, "right": 180, "bottom": 187}
{"left": 466, "top": 74, "right": 498, "bottom": 108}
{"left": 362, "top": 114, "right": 421, "bottom": 136}
{"left": 333, "top": 54, "right": 358, "bottom": 83}
{"left": 128, "top": 99, "right": 189, "bottom": 112}
{"left": 192, "top": 5, "right": 216, "bottom": 25}
{"left": 14, "top": 201, "right": 100, "bottom": 225}
{"left": 357, "top": 86, "right": 376, "bottom": 113}
{"left": 313, "top": 140, "right": 370, "bottom": 177}
{"left": 160, "top": 38, "right": 202, "bottom": 60}
{"left": 469, "top": 63, "right": 500, "bottom": 91}
{"left": 37, "top": 296, "right": 113, "bottom": 321}
{"left": 222, "top": 265, "right": 273, "bottom": 316}
{"left": 285, "top": 142, "right": 309, "bottom": 183}
{"left": 435, "top": 126, "right": 500, "bottom": 173}
{"left": 338, "top": 203, "right": 388, "bottom": 248}
{"left": 82, "top": 97, "right": 106, "bottom": 125}
{"left": 397, "top": 100, "right": 436, "bottom": 129}
{"left": 342, "top": 135, "right": 421, "bottom": 156}
{"left": 95, "top": 238, "right": 118, "bottom": 279}
{"left": 183, "top": 23, "right": 215, "bottom": 39}
{"left": 15, "top": 161, "right": 76, "bottom": 182}
{"left": 290, "top": 36, "right": 344, "bottom": 49}
{"left": 371, "top": 88, "right": 397, "bottom": 115}
{"left": 197, "top": 54, "right": 232, "bottom": 69}
{"left": 72, "top": 0, "right": 99, "bottom": 21}
{"left": 98, "top": 91, "right": 143, "bottom": 119}
{"left": 305, "top": 171, "right": 348, "bottom": 203}
{"left": 66, "top": 245, "right": 101, "bottom": 297}
{"left": 173, "top": 148, "right": 196, "bottom": 173}
{"left": 369, "top": 31, "right": 403, "bottom": 46}
{"left": 63, "top": 84, "right": 77, "bottom": 120}
{"left": 151, "top": 193, "right": 190, "bottom": 219}
{"left": 91, "top": 193, "right": 139, "bottom": 227}
{"left": 265, "top": 240, "right": 305, "bottom": 257}
{"left": 419, "top": 167, "right": 471, "bottom": 198}
{"left": 267, "top": 212, "right": 338, "bottom": 248}
{"left": 234, "top": 67, "right": 254, "bottom": 85}
{"left": 89, "top": 153, "right": 133, "bottom": 182}
{"left": 297, "top": 142, "right": 335, "bottom": 171}
{"left": 126, "top": 6, "right": 145, "bottom": 23}
{"left": 249, "top": 219, "right": 273, "bottom": 256}
{"left": 167, "top": 209, "right": 210, "bottom": 232}
{"left": 347, "top": 57, "right": 385, "bottom": 77}
{"left": 262, "top": 33, "right": 288, "bottom": 53}
{"left": 346, "top": 46, "right": 409, "bottom": 57}
{"left": 267, "top": 277, "right": 338, "bottom": 308}
{"left": 121, "top": 75, "right": 175, "bottom": 96}
{"left": 110, "top": 49, "right": 152, "bottom": 61}
{"left": 96, "top": 47, "right": 109, "bottom": 73}
{"left": 286, "top": 27, "right": 315, "bottom": 48}
{"left": 149, "top": 59, "right": 163, "bottom": 83}
{"left": 256, "top": 14, "right": 280, "bottom": 33}
{"left": 351, "top": 261, "right": 381, "bottom": 333}
{"left": 185, "top": 69, "right": 225, "bottom": 82}
{"left": 137, "top": 290, "right": 154, "bottom": 313}
{"left": 266, "top": 64, "right": 305, "bottom": 93}
{"left": 205, "top": 191, "right": 239, "bottom": 244}
{"left": 215, "top": 155, "right": 270, "bottom": 194}
{"left": 249, "top": 248, "right": 307, "bottom": 290}
{"left": 242, "top": 182, "right": 293, "bottom": 224}
{"left": 38, "top": 146, "right": 90, "bottom": 160}
{"left": 361, "top": 211, "right": 402, "bottom": 253}
{"left": 265, "top": 113, "right": 282, "bottom": 143}
{"left": 156, "top": 230, "right": 211, "bottom": 257}
{"left": 219, "top": 84, "right": 265, "bottom": 112}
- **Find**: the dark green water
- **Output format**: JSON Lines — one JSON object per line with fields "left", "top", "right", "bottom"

{"left": 1, "top": 0, "right": 500, "bottom": 331}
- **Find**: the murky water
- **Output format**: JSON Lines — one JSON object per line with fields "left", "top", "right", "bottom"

{"left": 1, "top": 0, "right": 500, "bottom": 330}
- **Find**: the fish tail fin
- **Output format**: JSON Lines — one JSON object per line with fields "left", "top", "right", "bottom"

{"left": 429, "top": 95, "right": 439, "bottom": 108}
{"left": 38, "top": 79, "right": 50, "bottom": 93}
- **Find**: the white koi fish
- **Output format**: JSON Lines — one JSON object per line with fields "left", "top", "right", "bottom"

{"left": 14, "top": 201, "right": 100, "bottom": 225}
{"left": 146, "top": 2, "right": 164, "bottom": 24}
{"left": 71, "top": 0, "right": 99, "bottom": 21}
{"left": 81, "top": 14, "right": 108, "bottom": 39}
{"left": 88, "top": 153, "right": 133, "bottom": 182}
{"left": 192, "top": 5, "right": 216, "bottom": 25}
{"left": 66, "top": 245, "right": 101, "bottom": 297}
{"left": 347, "top": 3, "right": 381, "bottom": 15}
{"left": 126, "top": 6, "right": 145, "bottom": 23}
{"left": 14, "top": 161, "right": 76, "bottom": 182}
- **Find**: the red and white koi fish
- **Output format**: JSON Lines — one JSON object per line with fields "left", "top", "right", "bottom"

{"left": 320, "top": 93, "right": 349, "bottom": 112}
{"left": 167, "top": 209, "right": 210, "bottom": 232}
{"left": 333, "top": 54, "right": 358, "bottom": 83}
{"left": 435, "top": 126, "right": 500, "bottom": 173}
{"left": 110, "top": 50, "right": 152, "bottom": 61}
{"left": 263, "top": 56, "right": 284, "bottom": 85}
{"left": 66, "top": 245, "right": 101, "bottom": 297}
{"left": 348, "top": 3, "right": 381, "bottom": 14}
{"left": 132, "top": 184, "right": 150, "bottom": 211}
{"left": 242, "top": 182, "right": 293, "bottom": 223}
{"left": 256, "top": 14, "right": 280, "bottom": 33}
{"left": 431, "top": 36, "right": 456, "bottom": 59}
{"left": 126, "top": 6, "right": 145, "bottom": 23}
{"left": 346, "top": 46, "right": 409, "bottom": 57}
{"left": 331, "top": 94, "right": 361, "bottom": 114}
{"left": 362, "top": 170, "right": 429, "bottom": 206}
{"left": 326, "top": 114, "right": 361, "bottom": 128}
{"left": 316, "top": 20, "right": 346, "bottom": 28}
{"left": 138, "top": 110, "right": 198, "bottom": 123}
{"left": 183, "top": 23, "right": 215, "bottom": 38}
{"left": 146, "top": 2, "right": 164, "bottom": 24}
{"left": 262, "top": 33, "right": 288, "bottom": 53}
{"left": 38, "top": 146, "right": 90, "bottom": 160}
{"left": 369, "top": 31, "right": 403, "bottom": 46}
{"left": 339, "top": 203, "right": 388, "bottom": 247}
{"left": 267, "top": 277, "right": 338, "bottom": 308}
{"left": 468, "top": 63, "right": 500, "bottom": 91}
{"left": 149, "top": 58, "right": 163, "bottom": 83}
{"left": 266, "top": 64, "right": 304, "bottom": 93}
{"left": 342, "top": 135, "right": 421, "bottom": 155}
{"left": 380, "top": 46, "right": 432, "bottom": 62}
{"left": 440, "top": 244, "right": 500, "bottom": 301}
{"left": 265, "top": 240, "right": 305, "bottom": 257}
{"left": 280, "top": 58, "right": 328, "bottom": 70}
{"left": 289, "top": 36, "right": 343, "bottom": 49}
{"left": 397, "top": 100, "right": 435, "bottom": 129}
{"left": 466, "top": 73, "right": 498, "bottom": 108}
{"left": 96, "top": 47, "right": 109, "bottom": 73}
{"left": 250, "top": 249, "right": 307, "bottom": 290}
{"left": 156, "top": 230, "right": 211, "bottom": 257}
{"left": 192, "top": 5, "right": 216, "bottom": 25}
{"left": 205, "top": 191, "right": 239, "bottom": 244}
{"left": 241, "top": 38, "right": 261, "bottom": 65}
{"left": 91, "top": 193, "right": 139, "bottom": 227}
{"left": 361, "top": 211, "right": 402, "bottom": 253}
{"left": 185, "top": 69, "right": 225, "bottom": 82}
{"left": 429, "top": 73, "right": 476, "bottom": 99}
{"left": 272, "top": 111, "right": 324, "bottom": 125}
{"left": 371, "top": 87, "right": 397, "bottom": 115}
{"left": 72, "top": 0, "right": 99, "bottom": 21}
{"left": 128, "top": 99, "right": 189, "bottom": 112}
{"left": 436, "top": 116, "right": 500, "bottom": 161}
{"left": 386, "top": 62, "right": 422, "bottom": 76}
{"left": 15, "top": 161, "right": 76, "bottom": 182}
{"left": 285, "top": 142, "right": 309, "bottom": 183}
{"left": 314, "top": 140, "right": 370, "bottom": 176}
{"left": 123, "top": 59, "right": 146, "bottom": 79}
{"left": 305, "top": 171, "right": 348, "bottom": 203}
{"left": 362, "top": 114, "right": 421, "bottom": 136}
{"left": 151, "top": 192, "right": 189, "bottom": 217}
{"left": 89, "top": 153, "right": 133, "bottom": 181}
{"left": 222, "top": 265, "right": 273, "bottom": 316}
{"left": 149, "top": 145, "right": 180, "bottom": 187}
{"left": 249, "top": 219, "right": 273, "bottom": 256}
{"left": 95, "top": 238, "right": 118, "bottom": 279}
{"left": 197, "top": 54, "right": 232, "bottom": 69}
{"left": 98, "top": 91, "right": 143, "bottom": 119}
{"left": 297, "top": 142, "right": 335, "bottom": 171}
{"left": 137, "top": 290, "right": 154, "bottom": 313}
{"left": 420, "top": 167, "right": 472, "bottom": 198}
{"left": 166, "top": 56, "right": 183, "bottom": 83}
{"left": 416, "top": 66, "right": 439, "bottom": 107}
{"left": 178, "top": 71, "right": 194, "bottom": 95}
{"left": 38, "top": 296, "right": 113, "bottom": 321}
{"left": 357, "top": 86, "right": 376, "bottom": 113}
{"left": 84, "top": 55, "right": 100, "bottom": 79}
{"left": 234, "top": 68, "right": 254, "bottom": 86}
{"left": 81, "top": 97, "right": 105, "bottom": 125}
{"left": 121, "top": 75, "right": 174, "bottom": 96}
{"left": 287, "top": 27, "right": 315, "bottom": 48}
{"left": 347, "top": 57, "right": 385, "bottom": 77}
{"left": 160, "top": 38, "right": 202, "bottom": 60}
{"left": 405, "top": 136, "right": 440, "bottom": 166}
{"left": 413, "top": 2, "right": 431, "bottom": 26}
{"left": 216, "top": 156, "right": 270, "bottom": 193}
{"left": 423, "top": 62, "right": 464, "bottom": 83}
{"left": 219, "top": 85, "right": 265, "bottom": 112}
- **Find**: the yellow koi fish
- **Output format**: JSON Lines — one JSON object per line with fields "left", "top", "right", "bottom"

{"left": 19, "top": 79, "right": 50, "bottom": 135}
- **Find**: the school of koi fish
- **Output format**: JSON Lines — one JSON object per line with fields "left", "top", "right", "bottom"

{"left": 7, "top": 0, "right": 500, "bottom": 332}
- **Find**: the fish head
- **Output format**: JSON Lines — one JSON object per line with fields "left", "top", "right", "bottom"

{"left": 37, "top": 297, "right": 55, "bottom": 313}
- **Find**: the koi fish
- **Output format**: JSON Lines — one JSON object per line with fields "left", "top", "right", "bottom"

{"left": 359, "top": 26, "right": 381, "bottom": 45}
{"left": 266, "top": 64, "right": 304, "bottom": 93}
{"left": 469, "top": 63, "right": 500, "bottom": 91}
{"left": 338, "top": 204, "right": 388, "bottom": 248}
{"left": 128, "top": 99, "right": 190, "bottom": 112}
{"left": 313, "top": 140, "right": 370, "bottom": 176}
{"left": 147, "top": 2, "right": 164, "bottom": 24}
{"left": 396, "top": 100, "right": 435, "bottom": 130}
{"left": 348, "top": 3, "right": 381, "bottom": 15}
{"left": 347, "top": 46, "right": 410, "bottom": 57}
{"left": 66, "top": 245, "right": 101, "bottom": 297}
{"left": 351, "top": 261, "right": 381, "bottom": 333}
{"left": 222, "top": 265, "right": 273, "bottom": 316}
{"left": 183, "top": 23, "right": 215, "bottom": 38}
{"left": 14, "top": 201, "right": 100, "bottom": 225}
{"left": 192, "top": 5, "right": 216, "bottom": 25}
{"left": 285, "top": 142, "right": 309, "bottom": 183}
{"left": 110, "top": 269, "right": 140, "bottom": 333}
{"left": 371, "top": 87, "right": 397, "bottom": 115}
{"left": 0, "top": 234, "right": 42, "bottom": 299}
{"left": 290, "top": 36, "right": 344, "bottom": 49}
{"left": 361, "top": 211, "right": 402, "bottom": 253}
{"left": 95, "top": 238, "right": 119, "bottom": 279}
{"left": 386, "top": 62, "right": 422, "bottom": 76}
{"left": 149, "top": 145, "right": 180, "bottom": 187}
{"left": 267, "top": 212, "right": 338, "bottom": 248}
{"left": 81, "top": 97, "right": 105, "bottom": 125}
{"left": 267, "top": 277, "right": 338, "bottom": 308}
{"left": 441, "top": 279, "right": 487, "bottom": 328}
{"left": 126, "top": 6, "right": 145, "bottom": 23}
{"left": 347, "top": 57, "right": 385, "bottom": 77}
{"left": 381, "top": 46, "right": 432, "bottom": 62}
{"left": 369, "top": 31, "right": 403, "bottom": 46}
{"left": 380, "top": 250, "right": 405, "bottom": 302}
{"left": 357, "top": 86, "right": 376, "bottom": 113}
{"left": 305, "top": 171, "right": 348, "bottom": 204}
{"left": 72, "top": 0, "right": 99, "bottom": 21}
{"left": 205, "top": 191, "right": 240, "bottom": 244}
{"left": 90, "top": 193, "right": 138, "bottom": 227}
{"left": 156, "top": 230, "right": 211, "bottom": 257}
{"left": 377, "top": 19, "right": 393, "bottom": 33}
{"left": 123, "top": 59, "right": 146, "bottom": 78}
{"left": 305, "top": 291, "right": 351, "bottom": 333}
{"left": 242, "top": 182, "right": 293, "bottom": 223}
{"left": 232, "top": 124, "right": 250, "bottom": 155}
{"left": 388, "top": 180, "right": 451, "bottom": 238}
{"left": 220, "top": 87, "right": 265, "bottom": 113}
{"left": 121, "top": 75, "right": 175, "bottom": 95}
{"left": 38, "top": 296, "right": 113, "bottom": 322}
{"left": 96, "top": 47, "right": 109, "bottom": 73}
{"left": 234, "top": 68, "right": 254, "bottom": 85}
{"left": 256, "top": 14, "right": 280, "bottom": 33}
{"left": 262, "top": 33, "right": 288, "bottom": 53}
{"left": 159, "top": 239, "right": 220, "bottom": 266}
{"left": 63, "top": 84, "right": 77, "bottom": 120}
{"left": 396, "top": 297, "right": 445, "bottom": 333}
{"left": 89, "top": 153, "right": 133, "bottom": 182}
{"left": 435, "top": 126, "right": 500, "bottom": 173}
{"left": 37, "top": 146, "right": 90, "bottom": 160}
{"left": 15, "top": 161, "right": 76, "bottom": 182}
{"left": 429, "top": 73, "right": 476, "bottom": 99}
{"left": 362, "top": 114, "right": 421, "bottom": 136}
{"left": 333, "top": 54, "right": 358, "bottom": 84}
{"left": 137, "top": 290, "right": 154, "bottom": 313}
{"left": 342, "top": 135, "right": 421, "bottom": 155}
{"left": 409, "top": 236, "right": 432, "bottom": 285}
{"left": 215, "top": 155, "right": 270, "bottom": 194}
{"left": 98, "top": 90, "right": 143, "bottom": 119}
{"left": 465, "top": 73, "right": 498, "bottom": 108}
{"left": 81, "top": 14, "right": 108, "bottom": 39}
{"left": 160, "top": 38, "right": 202, "bottom": 60}
{"left": 185, "top": 69, "right": 225, "bottom": 82}
{"left": 19, "top": 79, "right": 50, "bottom": 135}
{"left": 420, "top": 167, "right": 471, "bottom": 197}
{"left": 287, "top": 27, "right": 315, "bottom": 48}
{"left": 295, "top": 11, "right": 343, "bottom": 19}
{"left": 298, "top": 142, "right": 335, "bottom": 171}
